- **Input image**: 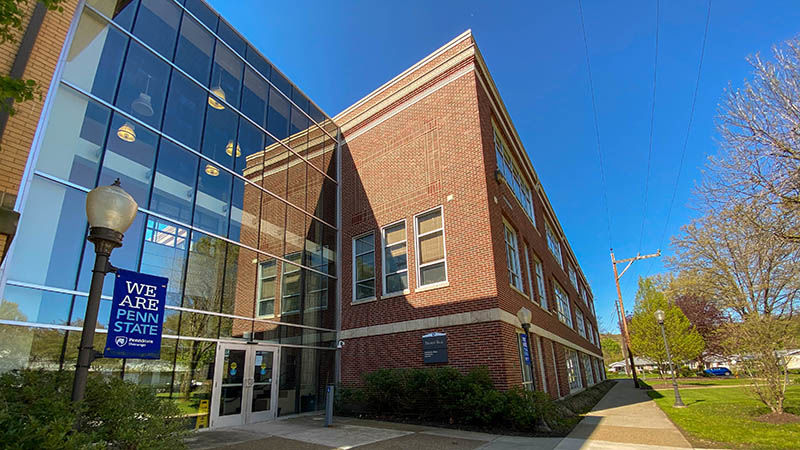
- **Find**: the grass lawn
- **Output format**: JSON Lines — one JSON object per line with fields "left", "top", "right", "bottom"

{"left": 648, "top": 385, "right": 800, "bottom": 449}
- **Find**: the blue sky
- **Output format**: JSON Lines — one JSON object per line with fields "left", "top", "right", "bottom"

{"left": 207, "top": 0, "right": 800, "bottom": 333}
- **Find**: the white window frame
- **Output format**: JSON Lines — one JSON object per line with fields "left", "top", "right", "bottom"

{"left": 576, "top": 309, "right": 586, "bottom": 338}
{"left": 569, "top": 264, "right": 578, "bottom": 291}
{"left": 414, "top": 206, "right": 448, "bottom": 288}
{"left": 532, "top": 254, "right": 547, "bottom": 310}
{"left": 381, "top": 220, "right": 410, "bottom": 296}
{"left": 582, "top": 353, "right": 595, "bottom": 386}
{"left": 554, "top": 280, "right": 572, "bottom": 327}
{"left": 524, "top": 244, "right": 534, "bottom": 300}
{"left": 352, "top": 231, "right": 376, "bottom": 302}
{"left": 256, "top": 260, "right": 277, "bottom": 318}
{"left": 281, "top": 253, "right": 302, "bottom": 315}
{"left": 545, "top": 221, "right": 562, "bottom": 267}
{"left": 494, "top": 126, "right": 536, "bottom": 227}
{"left": 566, "top": 349, "right": 583, "bottom": 392}
{"left": 503, "top": 220, "right": 523, "bottom": 291}
{"left": 581, "top": 284, "right": 589, "bottom": 306}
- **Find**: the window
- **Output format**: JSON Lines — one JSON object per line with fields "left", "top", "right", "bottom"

{"left": 533, "top": 255, "right": 546, "bottom": 309}
{"left": 566, "top": 349, "right": 583, "bottom": 392}
{"left": 503, "top": 222, "right": 522, "bottom": 291}
{"left": 518, "top": 333, "right": 534, "bottom": 391}
{"left": 581, "top": 285, "right": 589, "bottom": 306}
{"left": 353, "top": 232, "right": 375, "bottom": 301}
{"left": 568, "top": 264, "right": 578, "bottom": 291}
{"left": 524, "top": 244, "right": 534, "bottom": 299}
{"left": 257, "top": 260, "right": 276, "bottom": 317}
{"left": 554, "top": 280, "right": 572, "bottom": 327}
{"left": 281, "top": 254, "right": 301, "bottom": 314}
{"left": 545, "top": 221, "right": 562, "bottom": 266}
{"left": 576, "top": 309, "right": 585, "bottom": 338}
{"left": 494, "top": 127, "right": 535, "bottom": 225}
{"left": 382, "top": 221, "right": 408, "bottom": 295}
{"left": 415, "top": 207, "right": 447, "bottom": 287}
{"left": 586, "top": 322, "right": 594, "bottom": 344}
{"left": 145, "top": 217, "right": 187, "bottom": 249}
{"left": 582, "top": 354, "right": 595, "bottom": 386}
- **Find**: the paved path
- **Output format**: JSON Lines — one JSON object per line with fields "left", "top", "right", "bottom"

{"left": 187, "top": 380, "right": 701, "bottom": 449}
{"left": 555, "top": 379, "right": 693, "bottom": 449}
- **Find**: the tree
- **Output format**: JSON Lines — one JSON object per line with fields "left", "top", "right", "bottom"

{"left": 600, "top": 334, "right": 623, "bottom": 364}
{"left": 628, "top": 277, "right": 704, "bottom": 378}
{"left": 0, "top": 0, "right": 65, "bottom": 116}
{"left": 668, "top": 280, "right": 727, "bottom": 367}
{"left": 670, "top": 203, "right": 799, "bottom": 413}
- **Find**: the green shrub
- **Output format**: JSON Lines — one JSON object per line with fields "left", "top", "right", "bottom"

{"left": 0, "top": 369, "right": 189, "bottom": 449}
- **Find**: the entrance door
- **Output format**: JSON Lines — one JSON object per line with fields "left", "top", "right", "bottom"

{"left": 210, "top": 342, "right": 279, "bottom": 428}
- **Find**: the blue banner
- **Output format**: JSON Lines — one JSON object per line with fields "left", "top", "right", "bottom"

{"left": 520, "top": 333, "right": 531, "bottom": 365}
{"left": 105, "top": 269, "right": 168, "bottom": 359}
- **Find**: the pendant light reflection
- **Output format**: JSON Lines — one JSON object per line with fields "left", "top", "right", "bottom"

{"left": 208, "top": 86, "right": 226, "bottom": 110}
{"left": 225, "top": 140, "right": 241, "bottom": 157}
{"left": 117, "top": 121, "right": 136, "bottom": 143}
{"left": 131, "top": 74, "right": 154, "bottom": 117}
{"left": 205, "top": 164, "right": 220, "bottom": 177}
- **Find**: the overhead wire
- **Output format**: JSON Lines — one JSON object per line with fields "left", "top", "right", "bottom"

{"left": 638, "top": 0, "right": 660, "bottom": 254}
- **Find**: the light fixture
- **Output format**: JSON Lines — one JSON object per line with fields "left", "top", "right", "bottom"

{"left": 225, "top": 140, "right": 241, "bottom": 157}
{"left": 117, "top": 121, "right": 136, "bottom": 143}
{"left": 516, "top": 307, "right": 532, "bottom": 327}
{"left": 85, "top": 179, "right": 139, "bottom": 234}
{"left": 131, "top": 74, "right": 154, "bottom": 117}
{"left": 655, "top": 309, "right": 665, "bottom": 324}
{"left": 205, "top": 164, "right": 220, "bottom": 176}
{"left": 208, "top": 86, "right": 226, "bottom": 110}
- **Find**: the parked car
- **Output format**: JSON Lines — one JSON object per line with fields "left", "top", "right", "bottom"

{"left": 704, "top": 367, "right": 732, "bottom": 376}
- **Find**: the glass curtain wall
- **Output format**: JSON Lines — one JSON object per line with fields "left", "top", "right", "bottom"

{"left": 0, "top": 0, "right": 339, "bottom": 427}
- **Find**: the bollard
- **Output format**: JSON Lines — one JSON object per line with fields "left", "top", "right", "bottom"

{"left": 325, "top": 383, "right": 335, "bottom": 427}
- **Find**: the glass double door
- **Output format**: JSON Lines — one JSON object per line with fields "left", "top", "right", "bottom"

{"left": 210, "top": 343, "right": 279, "bottom": 428}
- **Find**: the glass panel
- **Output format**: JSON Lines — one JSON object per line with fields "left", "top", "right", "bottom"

{"left": 216, "top": 20, "right": 245, "bottom": 56}
{"left": 385, "top": 223, "right": 405, "bottom": 245}
{"left": 252, "top": 350, "right": 273, "bottom": 412}
{"left": 150, "top": 139, "right": 199, "bottom": 224}
{"left": 132, "top": 0, "right": 180, "bottom": 59}
{"left": 306, "top": 165, "right": 324, "bottom": 217}
{"left": 140, "top": 216, "right": 189, "bottom": 306}
{"left": 284, "top": 207, "right": 305, "bottom": 257}
{"left": 418, "top": 231, "right": 444, "bottom": 264}
{"left": 219, "top": 348, "right": 246, "bottom": 416}
{"left": 386, "top": 273, "right": 407, "bottom": 293}
{"left": 0, "top": 324, "right": 65, "bottom": 373}
{"left": 183, "top": 232, "right": 228, "bottom": 315}
{"left": 7, "top": 177, "right": 88, "bottom": 289}
{"left": 281, "top": 261, "right": 301, "bottom": 315}
{"left": 322, "top": 224, "right": 336, "bottom": 276}
{"left": 259, "top": 194, "right": 286, "bottom": 256}
{"left": 235, "top": 120, "right": 265, "bottom": 176}
{"left": 0, "top": 286, "right": 71, "bottom": 326}
{"left": 194, "top": 161, "right": 231, "bottom": 237}
{"left": 99, "top": 113, "right": 157, "bottom": 206}
{"left": 70, "top": 296, "right": 114, "bottom": 330}
{"left": 321, "top": 176, "right": 336, "bottom": 226}
{"left": 222, "top": 245, "right": 253, "bottom": 321}
{"left": 202, "top": 102, "right": 238, "bottom": 170}
{"left": 228, "top": 177, "right": 250, "bottom": 243}
{"left": 355, "top": 281, "right": 374, "bottom": 300}
{"left": 291, "top": 87, "right": 310, "bottom": 116}
{"left": 277, "top": 347, "right": 299, "bottom": 416}
{"left": 210, "top": 42, "right": 243, "bottom": 109}
{"left": 35, "top": 87, "right": 109, "bottom": 188}
{"left": 122, "top": 337, "right": 177, "bottom": 396}
{"left": 289, "top": 105, "right": 309, "bottom": 156}
{"left": 420, "top": 262, "right": 446, "bottom": 285}
{"left": 116, "top": 41, "right": 169, "bottom": 128}
{"left": 88, "top": 0, "right": 138, "bottom": 30}
{"left": 77, "top": 213, "right": 145, "bottom": 295}
{"left": 163, "top": 70, "right": 206, "bottom": 150}
{"left": 245, "top": 45, "right": 271, "bottom": 81}
{"left": 172, "top": 339, "right": 215, "bottom": 429}
{"left": 174, "top": 13, "right": 214, "bottom": 85}
{"left": 184, "top": 0, "right": 217, "bottom": 31}
{"left": 384, "top": 242, "right": 407, "bottom": 273}
{"left": 270, "top": 70, "right": 291, "bottom": 98}
{"left": 63, "top": 8, "right": 127, "bottom": 104}
{"left": 262, "top": 140, "right": 287, "bottom": 200}
{"left": 418, "top": 209, "right": 442, "bottom": 234}
{"left": 241, "top": 67, "right": 268, "bottom": 127}
{"left": 355, "top": 234, "right": 373, "bottom": 254}
{"left": 64, "top": 330, "right": 123, "bottom": 377}
{"left": 355, "top": 253, "right": 374, "bottom": 281}
{"left": 266, "top": 86, "right": 290, "bottom": 141}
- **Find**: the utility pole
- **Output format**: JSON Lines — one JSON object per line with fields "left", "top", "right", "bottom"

{"left": 611, "top": 249, "right": 661, "bottom": 389}
{"left": 614, "top": 300, "right": 630, "bottom": 376}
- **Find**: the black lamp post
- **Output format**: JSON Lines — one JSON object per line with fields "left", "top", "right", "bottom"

{"left": 71, "top": 180, "right": 137, "bottom": 402}
{"left": 655, "top": 309, "right": 685, "bottom": 408}
{"left": 517, "top": 307, "right": 535, "bottom": 387}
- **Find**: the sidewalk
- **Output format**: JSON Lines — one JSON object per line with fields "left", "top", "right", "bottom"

{"left": 555, "top": 379, "right": 693, "bottom": 449}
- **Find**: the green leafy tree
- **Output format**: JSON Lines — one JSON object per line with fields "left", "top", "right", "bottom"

{"left": 629, "top": 277, "right": 704, "bottom": 377}
{"left": 0, "top": 0, "right": 65, "bottom": 116}
{"left": 600, "top": 334, "right": 623, "bottom": 364}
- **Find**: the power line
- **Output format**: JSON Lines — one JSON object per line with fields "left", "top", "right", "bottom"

{"left": 645, "top": 0, "right": 712, "bottom": 279}
{"left": 577, "top": 0, "right": 613, "bottom": 250}
{"left": 639, "top": 0, "right": 660, "bottom": 253}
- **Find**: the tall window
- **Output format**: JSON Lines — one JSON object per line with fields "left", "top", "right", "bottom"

{"left": 566, "top": 349, "right": 583, "bottom": 391}
{"left": 415, "top": 207, "right": 447, "bottom": 287}
{"left": 576, "top": 309, "right": 585, "bottom": 338}
{"left": 382, "top": 221, "right": 408, "bottom": 295}
{"left": 281, "top": 253, "right": 301, "bottom": 314}
{"left": 581, "top": 285, "right": 589, "bottom": 306}
{"left": 257, "top": 260, "right": 276, "bottom": 317}
{"left": 353, "top": 232, "right": 376, "bottom": 301}
{"left": 545, "top": 221, "right": 562, "bottom": 266}
{"left": 524, "top": 244, "right": 534, "bottom": 299}
{"left": 554, "top": 280, "right": 572, "bottom": 327}
{"left": 533, "top": 255, "right": 546, "bottom": 309}
{"left": 494, "top": 127, "right": 535, "bottom": 225}
{"left": 568, "top": 264, "right": 578, "bottom": 291}
{"left": 518, "top": 333, "right": 534, "bottom": 391}
{"left": 503, "top": 222, "right": 522, "bottom": 290}
{"left": 582, "top": 354, "right": 595, "bottom": 386}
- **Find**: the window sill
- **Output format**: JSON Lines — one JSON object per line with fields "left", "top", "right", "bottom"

{"left": 510, "top": 284, "right": 528, "bottom": 299}
{"left": 382, "top": 290, "right": 410, "bottom": 300}
{"left": 351, "top": 296, "right": 378, "bottom": 305}
{"left": 416, "top": 281, "right": 449, "bottom": 293}
{"left": 256, "top": 314, "right": 277, "bottom": 320}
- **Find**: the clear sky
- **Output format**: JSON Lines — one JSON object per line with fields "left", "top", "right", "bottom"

{"left": 207, "top": 0, "right": 800, "bottom": 333}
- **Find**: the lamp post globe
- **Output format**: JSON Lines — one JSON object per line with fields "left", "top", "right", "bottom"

{"left": 516, "top": 307, "right": 532, "bottom": 328}
{"left": 72, "top": 180, "right": 138, "bottom": 402}
{"left": 654, "top": 309, "right": 665, "bottom": 324}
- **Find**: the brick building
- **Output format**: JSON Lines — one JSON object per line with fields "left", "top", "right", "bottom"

{"left": 335, "top": 30, "right": 605, "bottom": 397}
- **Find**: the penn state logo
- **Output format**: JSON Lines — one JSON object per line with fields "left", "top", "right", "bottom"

{"left": 115, "top": 336, "right": 128, "bottom": 347}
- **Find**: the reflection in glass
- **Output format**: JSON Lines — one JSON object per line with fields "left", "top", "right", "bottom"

{"left": 266, "top": 87, "right": 289, "bottom": 141}
{"left": 241, "top": 67, "right": 268, "bottom": 127}
{"left": 99, "top": 113, "right": 157, "bottom": 206}
{"left": 258, "top": 193, "right": 286, "bottom": 257}
{"left": 235, "top": 120, "right": 264, "bottom": 176}
{"left": 286, "top": 152, "right": 306, "bottom": 211}
{"left": 172, "top": 339, "right": 215, "bottom": 428}
{"left": 281, "top": 255, "right": 302, "bottom": 315}
{"left": 132, "top": 0, "right": 180, "bottom": 59}
{"left": 202, "top": 102, "right": 238, "bottom": 169}
{"left": 194, "top": 162, "right": 231, "bottom": 237}
{"left": 88, "top": 0, "right": 138, "bottom": 30}
{"left": 151, "top": 140, "right": 199, "bottom": 224}
{"left": 216, "top": 19, "right": 245, "bottom": 56}
{"left": 251, "top": 350, "right": 273, "bottom": 412}
{"left": 163, "top": 70, "right": 206, "bottom": 150}
{"left": 257, "top": 260, "right": 276, "bottom": 317}
{"left": 245, "top": 45, "right": 271, "bottom": 81}
{"left": 77, "top": 213, "right": 145, "bottom": 296}
{"left": 64, "top": 330, "right": 123, "bottom": 377}
{"left": 220, "top": 348, "right": 246, "bottom": 416}
{"left": 174, "top": 13, "right": 214, "bottom": 85}
{"left": 184, "top": 0, "right": 218, "bottom": 32}
{"left": 116, "top": 41, "right": 169, "bottom": 128}
{"left": 62, "top": 8, "right": 128, "bottom": 103}
{"left": 0, "top": 286, "right": 71, "bottom": 326}
{"left": 122, "top": 337, "right": 177, "bottom": 394}
{"left": 0, "top": 325, "right": 66, "bottom": 373}
{"left": 183, "top": 232, "right": 229, "bottom": 319}
{"left": 140, "top": 216, "right": 189, "bottom": 306}
{"left": 210, "top": 42, "right": 243, "bottom": 109}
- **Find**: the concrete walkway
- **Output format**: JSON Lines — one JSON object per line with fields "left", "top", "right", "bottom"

{"left": 555, "top": 379, "right": 693, "bottom": 449}
{"left": 187, "top": 380, "right": 700, "bottom": 449}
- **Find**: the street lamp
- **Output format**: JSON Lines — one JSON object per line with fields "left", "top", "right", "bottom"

{"left": 655, "top": 309, "right": 685, "bottom": 408}
{"left": 516, "top": 307, "right": 535, "bottom": 385}
{"left": 71, "top": 180, "right": 138, "bottom": 402}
